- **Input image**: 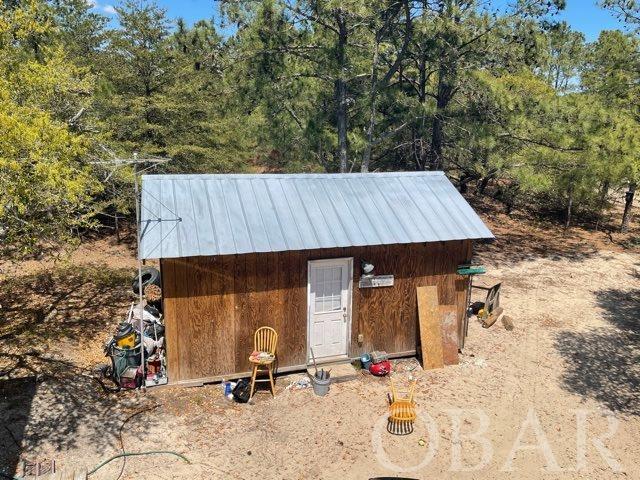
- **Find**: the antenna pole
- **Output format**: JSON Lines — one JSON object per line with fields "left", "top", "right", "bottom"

{"left": 133, "top": 152, "right": 146, "bottom": 391}
{"left": 94, "top": 150, "right": 170, "bottom": 389}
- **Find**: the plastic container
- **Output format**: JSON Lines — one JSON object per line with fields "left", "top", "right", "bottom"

{"left": 222, "top": 381, "right": 235, "bottom": 396}
{"left": 360, "top": 353, "right": 372, "bottom": 371}
{"left": 114, "top": 323, "right": 137, "bottom": 348}
{"left": 116, "top": 332, "right": 136, "bottom": 349}
{"left": 369, "top": 359, "right": 391, "bottom": 376}
{"left": 310, "top": 374, "right": 331, "bottom": 396}
{"left": 222, "top": 380, "right": 235, "bottom": 400}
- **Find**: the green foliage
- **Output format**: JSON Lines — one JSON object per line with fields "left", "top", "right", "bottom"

{"left": 535, "top": 21, "right": 585, "bottom": 92}
{"left": 472, "top": 70, "right": 639, "bottom": 218}
{"left": 582, "top": 30, "right": 640, "bottom": 112}
{"left": 1, "top": 0, "right": 639, "bottom": 258}
{"left": 0, "top": 0, "right": 101, "bottom": 256}
{"left": 97, "top": 2, "right": 252, "bottom": 173}
{"left": 601, "top": 0, "right": 640, "bottom": 29}
{"left": 49, "top": 0, "right": 108, "bottom": 64}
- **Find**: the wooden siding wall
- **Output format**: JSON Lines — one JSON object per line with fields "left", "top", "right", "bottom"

{"left": 162, "top": 240, "right": 472, "bottom": 383}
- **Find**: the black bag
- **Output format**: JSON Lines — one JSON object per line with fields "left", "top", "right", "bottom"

{"left": 232, "top": 379, "right": 251, "bottom": 403}
{"left": 144, "top": 322, "right": 165, "bottom": 340}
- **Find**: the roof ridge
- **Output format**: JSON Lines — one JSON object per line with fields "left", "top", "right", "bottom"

{"left": 142, "top": 171, "right": 445, "bottom": 180}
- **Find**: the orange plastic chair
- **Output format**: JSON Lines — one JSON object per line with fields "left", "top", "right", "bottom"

{"left": 388, "top": 378, "right": 417, "bottom": 432}
{"left": 249, "top": 327, "right": 278, "bottom": 398}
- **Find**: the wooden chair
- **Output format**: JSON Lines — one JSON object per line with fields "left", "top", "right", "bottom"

{"left": 249, "top": 326, "right": 278, "bottom": 398}
{"left": 469, "top": 282, "right": 502, "bottom": 328}
{"left": 388, "top": 378, "right": 417, "bottom": 434}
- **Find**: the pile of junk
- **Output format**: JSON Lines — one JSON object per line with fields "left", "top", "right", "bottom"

{"left": 99, "top": 266, "right": 167, "bottom": 391}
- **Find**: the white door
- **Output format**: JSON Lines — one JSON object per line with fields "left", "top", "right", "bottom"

{"left": 308, "top": 258, "right": 352, "bottom": 360}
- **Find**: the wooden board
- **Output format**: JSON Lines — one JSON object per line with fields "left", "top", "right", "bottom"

{"left": 482, "top": 306, "right": 504, "bottom": 328}
{"left": 162, "top": 241, "right": 472, "bottom": 382}
{"left": 417, "top": 286, "right": 443, "bottom": 370}
{"left": 439, "top": 304, "right": 459, "bottom": 365}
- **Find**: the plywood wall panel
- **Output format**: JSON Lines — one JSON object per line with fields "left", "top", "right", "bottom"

{"left": 162, "top": 240, "right": 473, "bottom": 382}
{"left": 190, "top": 257, "right": 217, "bottom": 377}
{"left": 235, "top": 253, "right": 257, "bottom": 373}
{"left": 160, "top": 259, "right": 180, "bottom": 381}
{"left": 174, "top": 258, "right": 195, "bottom": 380}
{"left": 217, "top": 255, "right": 236, "bottom": 372}
{"left": 231, "top": 253, "right": 246, "bottom": 373}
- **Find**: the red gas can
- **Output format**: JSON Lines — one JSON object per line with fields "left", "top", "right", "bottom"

{"left": 369, "top": 360, "right": 391, "bottom": 376}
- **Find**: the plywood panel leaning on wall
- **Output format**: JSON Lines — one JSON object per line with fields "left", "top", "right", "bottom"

{"left": 417, "top": 286, "right": 444, "bottom": 369}
{"left": 439, "top": 304, "right": 459, "bottom": 365}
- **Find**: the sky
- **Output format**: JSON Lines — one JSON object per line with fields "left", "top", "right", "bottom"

{"left": 90, "top": 0, "right": 630, "bottom": 42}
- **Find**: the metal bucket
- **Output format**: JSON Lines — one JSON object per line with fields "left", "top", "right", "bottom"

{"left": 310, "top": 374, "right": 331, "bottom": 396}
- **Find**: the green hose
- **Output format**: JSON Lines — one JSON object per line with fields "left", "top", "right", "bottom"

{"left": 87, "top": 450, "right": 190, "bottom": 476}
{"left": 0, "top": 450, "right": 188, "bottom": 480}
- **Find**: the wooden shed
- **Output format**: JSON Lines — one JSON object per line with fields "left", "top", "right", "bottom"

{"left": 139, "top": 172, "right": 493, "bottom": 385}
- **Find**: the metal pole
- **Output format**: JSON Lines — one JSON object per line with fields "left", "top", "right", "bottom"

{"left": 133, "top": 152, "right": 146, "bottom": 391}
{"left": 461, "top": 274, "right": 473, "bottom": 350}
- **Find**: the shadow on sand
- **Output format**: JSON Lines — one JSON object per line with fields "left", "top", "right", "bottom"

{"left": 1, "top": 376, "right": 36, "bottom": 477}
{"left": 554, "top": 287, "right": 640, "bottom": 415}
{"left": 0, "top": 264, "right": 157, "bottom": 477}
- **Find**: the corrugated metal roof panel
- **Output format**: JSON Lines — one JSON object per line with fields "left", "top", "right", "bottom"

{"left": 139, "top": 171, "right": 494, "bottom": 259}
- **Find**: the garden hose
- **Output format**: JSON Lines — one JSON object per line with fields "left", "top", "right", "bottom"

{"left": 87, "top": 450, "right": 190, "bottom": 476}
{"left": 0, "top": 448, "right": 189, "bottom": 480}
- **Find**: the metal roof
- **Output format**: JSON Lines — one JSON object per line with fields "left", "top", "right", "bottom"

{"left": 139, "top": 172, "right": 493, "bottom": 259}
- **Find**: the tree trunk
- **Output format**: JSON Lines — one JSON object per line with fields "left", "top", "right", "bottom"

{"left": 362, "top": 0, "right": 411, "bottom": 172}
{"left": 426, "top": 1, "right": 460, "bottom": 172}
{"left": 334, "top": 9, "right": 348, "bottom": 173}
{"left": 595, "top": 179, "right": 610, "bottom": 231}
{"left": 426, "top": 61, "right": 456, "bottom": 171}
{"left": 621, "top": 182, "right": 636, "bottom": 232}
{"left": 361, "top": 40, "right": 380, "bottom": 173}
{"left": 412, "top": 55, "right": 428, "bottom": 169}
{"left": 428, "top": 114, "right": 444, "bottom": 171}
{"left": 477, "top": 176, "right": 491, "bottom": 195}
{"left": 565, "top": 185, "right": 574, "bottom": 230}
{"left": 114, "top": 212, "right": 120, "bottom": 243}
{"left": 335, "top": 79, "right": 348, "bottom": 173}
{"left": 418, "top": 55, "right": 426, "bottom": 103}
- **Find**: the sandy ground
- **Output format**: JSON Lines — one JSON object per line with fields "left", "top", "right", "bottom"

{"left": 1, "top": 216, "right": 639, "bottom": 479}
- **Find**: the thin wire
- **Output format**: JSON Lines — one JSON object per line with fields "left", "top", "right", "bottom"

{"left": 138, "top": 217, "right": 181, "bottom": 243}
{"left": 140, "top": 201, "right": 165, "bottom": 220}
{"left": 139, "top": 218, "right": 161, "bottom": 242}
{"left": 140, "top": 186, "right": 181, "bottom": 221}
{"left": 141, "top": 221, "right": 180, "bottom": 258}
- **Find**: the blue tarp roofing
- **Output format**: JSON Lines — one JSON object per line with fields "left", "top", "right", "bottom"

{"left": 139, "top": 171, "right": 493, "bottom": 259}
